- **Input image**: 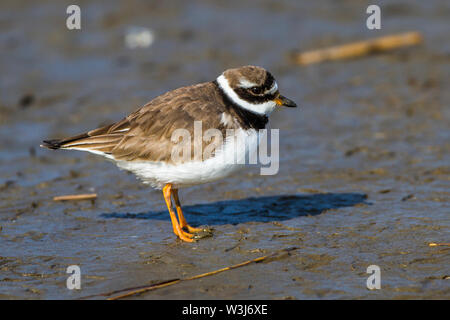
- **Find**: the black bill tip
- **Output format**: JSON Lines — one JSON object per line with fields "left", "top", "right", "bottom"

{"left": 279, "top": 95, "right": 297, "bottom": 108}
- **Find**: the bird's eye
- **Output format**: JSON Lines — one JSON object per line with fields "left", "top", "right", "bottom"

{"left": 250, "top": 87, "right": 262, "bottom": 95}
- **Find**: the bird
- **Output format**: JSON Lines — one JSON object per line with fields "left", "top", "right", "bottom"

{"left": 41, "top": 65, "right": 297, "bottom": 242}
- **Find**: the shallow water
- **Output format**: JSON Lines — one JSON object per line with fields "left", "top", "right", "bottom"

{"left": 0, "top": 0, "right": 449, "bottom": 299}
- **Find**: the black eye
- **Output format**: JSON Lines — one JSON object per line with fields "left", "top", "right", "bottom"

{"left": 250, "top": 87, "right": 262, "bottom": 95}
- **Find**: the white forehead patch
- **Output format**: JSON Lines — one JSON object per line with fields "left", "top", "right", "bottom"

{"left": 239, "top": 78, "right": 258, "bottom": 88}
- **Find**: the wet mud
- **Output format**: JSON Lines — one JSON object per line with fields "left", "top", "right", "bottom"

{"left": 0, "top": 0, "right": 449, "bottom": 299}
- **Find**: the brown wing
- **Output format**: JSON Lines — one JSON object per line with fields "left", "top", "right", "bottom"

{"left": 111, "top": 82, "right": 233, "bottom": 162}
{"left": 42, "top": 82, "right": 235, "bottom": 163}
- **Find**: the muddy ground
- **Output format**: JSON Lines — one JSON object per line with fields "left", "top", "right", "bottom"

{"left": 0, "top": 0, "right": 449, "bottom": 299}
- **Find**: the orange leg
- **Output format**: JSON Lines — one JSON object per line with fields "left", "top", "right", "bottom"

{"left": 162, "top": 184, "right": 194, "bottom": 242}
{"left": 172, "top": 188, "right": 207, "bottom": 234}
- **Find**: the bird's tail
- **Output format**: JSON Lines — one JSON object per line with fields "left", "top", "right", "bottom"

{"left": 41, "top": 132, "right": 90, "bottom": 150}
{"left": 40, "top": 121, "right": 128, "bottom": 159}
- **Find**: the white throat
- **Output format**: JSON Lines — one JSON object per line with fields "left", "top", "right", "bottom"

{"left": 216, "top": 74, "right": 277, "bottom": 116}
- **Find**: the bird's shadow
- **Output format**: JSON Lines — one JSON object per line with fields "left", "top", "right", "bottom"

{"left": 100, "top": 193, "right": 369, "bottom": 226}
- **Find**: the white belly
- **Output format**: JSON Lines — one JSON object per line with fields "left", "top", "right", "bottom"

{"left": 115, "top": 128, "right": 260, "bottom": 189}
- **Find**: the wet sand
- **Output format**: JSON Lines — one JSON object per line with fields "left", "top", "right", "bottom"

{"left": 0, "top": 0, "right": 449, "bottom": 299}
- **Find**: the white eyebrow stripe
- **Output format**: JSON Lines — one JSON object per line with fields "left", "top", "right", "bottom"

{"left": 239, "top": 79, "right": 258, "bottom": 88}
{"left": 265, "top": 81, "right": 278, "bottom": 95}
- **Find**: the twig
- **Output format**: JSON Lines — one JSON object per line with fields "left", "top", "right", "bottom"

{"left": 82, "top": 246, "right": 298, "bottom": 300}
{"left": 428, "top": 242, "right": 450, "bottom": 247}
{"left": 53, "top": 193, "right": 97, "bottom": 201}
{"left": 291, "top": 31, "right": 423, "bottom": 65}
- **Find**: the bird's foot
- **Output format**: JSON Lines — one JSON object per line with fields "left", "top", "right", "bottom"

{"left": 183, "top": 225, "right": 214, "bottom": 239}
{"left": 176, "top": 228, "right": 196, "bottom": 242}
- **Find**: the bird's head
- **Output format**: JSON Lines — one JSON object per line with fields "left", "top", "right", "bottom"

{"left": 216, "top": 65, "right": 297, "bottom": 116}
